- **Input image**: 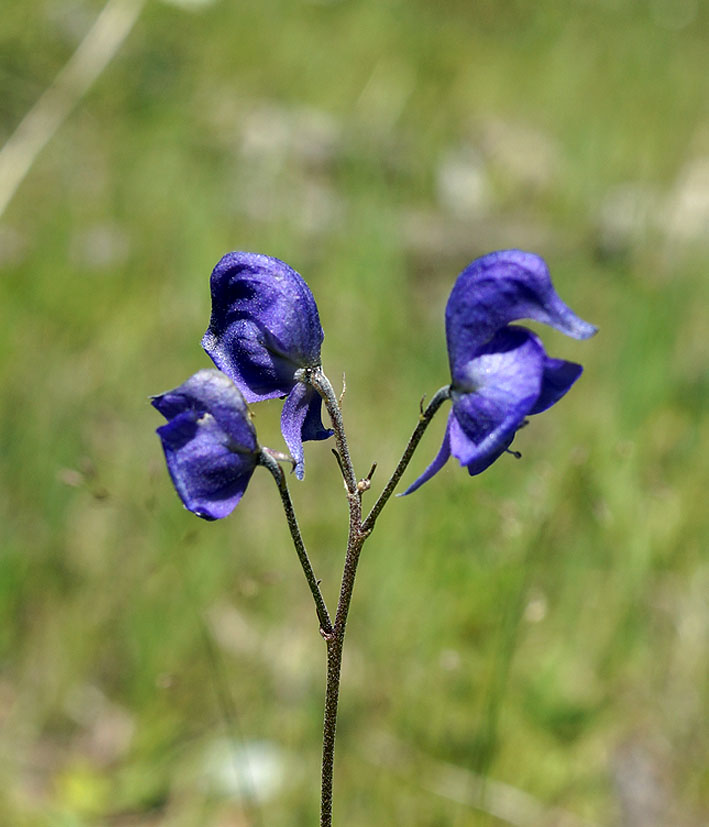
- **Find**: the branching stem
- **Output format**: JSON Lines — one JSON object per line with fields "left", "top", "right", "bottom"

{"left": 277, "top": 372, "right": 448, "bottom": 825}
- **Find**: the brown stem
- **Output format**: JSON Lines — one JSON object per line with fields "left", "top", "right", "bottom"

{"left": 307, "top": 372, "right": 449, "bottom": 824}
{"left": 309, "top": 369, "right": 367, "bottom": 825}
{"left": 320, "top": 493, "right": 368, "bottom": 827}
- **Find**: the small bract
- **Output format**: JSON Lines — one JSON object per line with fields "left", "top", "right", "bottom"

{"left": 404, "top": 250, "right": 597, "bottom": 494}
{"left": 202, "top": 252, "right": 332, "bottom": 479}
{"left": 152, "top": 370, "right": 259, "bottom": 520}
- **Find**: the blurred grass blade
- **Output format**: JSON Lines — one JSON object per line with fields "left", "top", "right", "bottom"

{"left": 367, "top": 732, "right": 599, "bottom": 827}
{"left": 0, "top": 0, "right": 146, "bottom": 220}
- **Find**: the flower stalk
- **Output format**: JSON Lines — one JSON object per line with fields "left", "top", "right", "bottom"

{"left": 309, "top": 369, "right": 357, "bottom": 495}
{"left": 258, "top": 449, "right": 332, "bottom": 636}
{"left": 363, "top": 385, "right": 452, "bottom": 532}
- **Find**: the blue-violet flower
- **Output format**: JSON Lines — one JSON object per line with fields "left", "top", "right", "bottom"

{"left": 152, "top": 369, "right": 259, "bottom": 520}
{"left": 404, "top": 249, "right": 597, "bottom": 494}
{"left": 202, "top": 252, "right": 332, "bottom": 480}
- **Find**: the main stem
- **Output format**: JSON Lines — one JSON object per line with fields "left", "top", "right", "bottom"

{"left": 320, "top": 494, "right": 367, "bottom": 826}
{"left": 309, "top": 371, "right": 448, "bottom": 825}
{"left": 310, "top": 369, "right": 364, "bottom": 826}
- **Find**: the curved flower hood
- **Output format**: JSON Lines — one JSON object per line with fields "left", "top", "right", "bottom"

{"left": 404, "top": 250, "right": 597, "bottom": 494}
{"left": 202, "top": 252, "right": 332, "bottom": 479}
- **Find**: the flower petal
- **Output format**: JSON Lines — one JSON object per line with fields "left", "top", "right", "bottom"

{"left": 446, "top": 250, "right": 597, "bottom": 385}
{"left": 401, "top": 414, "right": 452, "bottom": 495}
{"left": 202, "top": 252, "right": 324, "bottom": 401}
{"left": 151, "top": 369, "right": 257, "bottom": 452}
{"left": 529, "top": 356, "right": 583, "bottom": 414}
{"left": 449, "top": 326, "right": 545, "bottom": 474}
{"left": 449, "top": 414, "right": 515, "bottom": 476}
{"left": 156, "top": 410, "right": 256, "bottom": 520}
{"left": 280, "top": 383, "right": 333, "bottom": 480}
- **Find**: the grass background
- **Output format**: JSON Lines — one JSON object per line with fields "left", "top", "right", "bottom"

{"left": 1, "top": 0, "right": 707, "bottom": 824}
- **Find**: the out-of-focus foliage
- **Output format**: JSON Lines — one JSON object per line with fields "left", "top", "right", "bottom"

{"left": 0, "top": 0, "right": 707, "bottom": 824}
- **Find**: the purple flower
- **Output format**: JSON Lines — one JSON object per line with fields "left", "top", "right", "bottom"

{"left": 404, "top": 250, "right": 597, "bottom": 494}
{"left": 152, "top": 370, "right": 260, "bottom": 520}
{"left": 202, "top": 252, "right": 332, "bottom": 480}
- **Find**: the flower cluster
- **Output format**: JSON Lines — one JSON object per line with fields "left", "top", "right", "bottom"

{"left": 153, "top": 253, "right": 331, "bottom": 519}
{"left": 153, "top": 249, "right": 595, "bottom": 516}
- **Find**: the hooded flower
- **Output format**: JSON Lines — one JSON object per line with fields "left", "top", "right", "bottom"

{"left": 404, "top": 250, "right": 597, "bottom": 494}
{"left": 201, "top": 252, "right": 332, "bottom": 480}
{"left": 152, "top": 369, "right": 260, "bottom": 520}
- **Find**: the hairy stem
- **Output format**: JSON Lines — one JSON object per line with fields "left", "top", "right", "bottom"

{"left": 308, "top": 372, "right": 449, "bottom": 824}
{"left": 259, "top": 449, "right": 332, "bottom": 636}
{"left": 362, "top": 385, "right": 451, "bottom": 532}
{"left": 310, "top": 369, "right": 369, "bottom": 825}
{"left": 310, "top": 369, "right": 358, "bottom": 495}
{"left": 320, "top": 491, "right": 368, "bottom": 827}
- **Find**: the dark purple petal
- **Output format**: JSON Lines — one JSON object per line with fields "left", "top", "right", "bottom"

{"left": 151, "top": 369, "right": 257, "bottom": 453}
{"left": 529, "top": 357, "right": 583, "bottom": 414}
{"left": 446, "top": 250, "right": 597, "bottom": 385}
{"left": 300, "top": 388, "right": 334, "bottom": 443}
{"left": 449, "top": 413, "right": 515, "bottom": 476}
{"left": 152, "top": 370, "right": 259, "bottom": 519}
{"left": 202, "top": 252, "right": 324, "bottom": 402}
{"left": 156, "top": 410, "right": 256, "bottom": 520}
{"left": 280, "top": 383, "right": 333, "bottom": 480}
{"left": 401, "top": 414, "right": 452, "bottom": 495}
{"left": 204, "top": 319, "right": 301, "bottom": 401}
{"left": 449, "top": 326, "right": 545, "bottom": 474}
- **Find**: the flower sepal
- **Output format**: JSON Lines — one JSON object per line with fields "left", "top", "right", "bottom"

{"left": 152, "top": 369, "right": 260, "bottom": 520}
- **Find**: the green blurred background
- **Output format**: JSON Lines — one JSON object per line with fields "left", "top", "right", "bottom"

{"left": 1, "top": 0, "right": 707, "bottom": 824}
